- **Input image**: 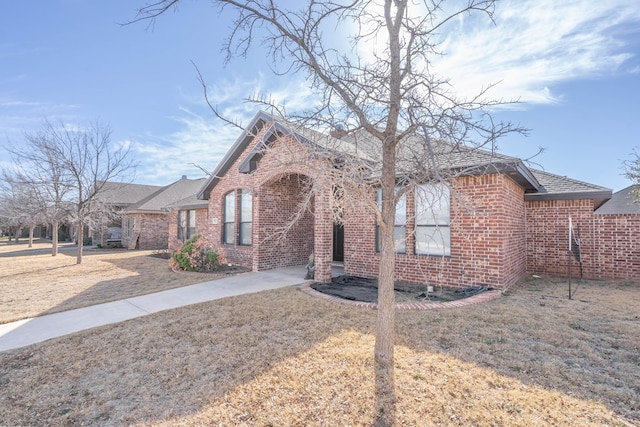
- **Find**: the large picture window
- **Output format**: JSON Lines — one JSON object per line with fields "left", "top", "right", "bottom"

{"left": 415, "top": 183, "right": 450, "bottom": 256}
{"left": 223, "top": 192, "right": 235, "bottom": 244}
{"left": 376, "top": 188, "right": 406, "bottom": 253}
{"left": 239, "top": 190, "right": 252, "bottom": 245}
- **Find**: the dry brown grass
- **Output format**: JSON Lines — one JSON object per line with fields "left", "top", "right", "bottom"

{"left": 0, "top": 241, "right": 638, "bottom": 426}
{"left": 0, "top": 239, "right": 219, "bottom": 324}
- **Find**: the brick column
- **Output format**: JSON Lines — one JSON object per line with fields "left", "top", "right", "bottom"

{"left": 314, "top": 182, "right": 333, "bottom": 283}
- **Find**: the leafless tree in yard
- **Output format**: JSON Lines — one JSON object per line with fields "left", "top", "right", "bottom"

{"left": 0, "top": 174, "right": 47, "bottom": 247}
{"left": 134, "top": 0, "right": 524, "bottom": 422}
{"left": 5, "top": 120, "right": 135, "bottom": 263}
{"left": 4, "top": 133, "right": 72, "bottom": 255}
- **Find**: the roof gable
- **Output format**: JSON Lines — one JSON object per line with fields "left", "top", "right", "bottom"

{"left": 198, "top": 111, "right": 274, "bottom": 199}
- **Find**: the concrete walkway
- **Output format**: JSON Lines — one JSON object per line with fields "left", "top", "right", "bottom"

{"left": 0, "top": 265, "right": 308, "bottom": 352}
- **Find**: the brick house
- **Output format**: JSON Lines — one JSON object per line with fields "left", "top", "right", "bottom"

{"left": 93, "top": 181, "right": 163, "bottom": 246}
{"left": 121, "top": 177, "right": 206, "bottom": 250}
{"left": 195, "top": 111, "right": 639, "bottom": 287}
{"left": 167, "top": 191, "right": 209, "bottom": 252}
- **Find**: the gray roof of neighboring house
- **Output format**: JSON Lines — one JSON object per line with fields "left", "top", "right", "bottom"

{"left": 198, "top": 110, "right": 612, "bottom": 205}
{"left": 526, "top": 169, "right": 612, "bottom": 207}
{"left": 126, "top": 177, "right": 207, "bottom": 214}
{"left": 172, "top": 193, "right": 209, "bottom": 211}
{"left": 595, "top": 185, "right": 640, "bottom": 214}
{"left": 96, "top": 182, "right": 164, "bottom": 206}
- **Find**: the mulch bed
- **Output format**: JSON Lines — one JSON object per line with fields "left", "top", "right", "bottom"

{"left": 311, "top": 275, "right": 489, "bottom": 303}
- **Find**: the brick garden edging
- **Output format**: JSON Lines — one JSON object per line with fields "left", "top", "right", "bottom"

{"left": 298, "top": 282, "right": 503, "bottom": 310}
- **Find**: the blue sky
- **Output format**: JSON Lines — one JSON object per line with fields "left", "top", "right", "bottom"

{"left": 1, "top": 0, "right": 639, "bottom": 191}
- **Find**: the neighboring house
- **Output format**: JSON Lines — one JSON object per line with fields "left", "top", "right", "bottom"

{"left": 167, "top": 191, "right": 209, "bottom": 252}
{"left": 591, "top": 185, "right": 640, "bottom": 281}
{"left": 93, "top": 181, "right": 164, "bottom": 246}
{"left": 121, "top": 177, "right": 207, "bottom": 250}
{"left": 194, "top": 111, "right": 637, "bottom": 287}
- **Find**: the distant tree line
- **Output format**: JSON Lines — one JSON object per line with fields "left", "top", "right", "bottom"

{"left": 0, "top": 119, "right": 135, "bottom": 264}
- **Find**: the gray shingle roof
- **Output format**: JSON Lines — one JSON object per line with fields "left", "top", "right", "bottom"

{"left": 96, "top": 182, "right": 164, "bottom": 206}
{"left": 525, "top": 169, "right": 611, "bottom": 205}
{"left": 199, "top": 111, "right": 612, "bottom": 204}
{"left": 127, "top": 178, "right": 207, "bottom": 213}
{"left": 595, "top": 185, "right": 640, "bottom": 214}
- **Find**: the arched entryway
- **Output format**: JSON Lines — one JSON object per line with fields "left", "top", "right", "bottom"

{"left": 253, "top": 173, "right": 316, "bottom": 271}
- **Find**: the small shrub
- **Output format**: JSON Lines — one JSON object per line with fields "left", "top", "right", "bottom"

{"left": 170, "top": 235, "right": 219, "bottom": 272}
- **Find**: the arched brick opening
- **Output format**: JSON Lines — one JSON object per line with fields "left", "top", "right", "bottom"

{"left": 253, "top": 173, "right": 315, "bottom": 271}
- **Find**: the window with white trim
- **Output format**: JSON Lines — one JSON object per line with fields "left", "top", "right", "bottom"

{"left": 188, "top": 210, "right": 196, "bottom": 238}
{"left": 414, "top": 183, "right": 450, "bottom": 256}
{"left": 178, "top": 210, "right": 196, "bottom": 240}
{"left": 177, "top": 210, "right": 186, "bottom": 240}
{"left": 223, "top": 192, "right": 235, "bottom": 244}
{"left": 376, "top": 187, "right": 406, "bottom": 253}
{"left": 239, "top": 190, "right": 252, "bottom": 245}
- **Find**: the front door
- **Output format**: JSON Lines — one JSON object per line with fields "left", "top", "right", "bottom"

{"left": 333, "top": 223, "right": 344, "bottom": 262}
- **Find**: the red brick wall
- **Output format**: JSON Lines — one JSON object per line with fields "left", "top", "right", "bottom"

{"left": 122, "top": 213, "right": 169, "bottom": 250}
{"left": 201, "top": 129, "right": 327, "bottom": 272}
{"left": 167, "top": 208, "right": 209, "bottom": 252}
{"left": 344, "top": 174, "right": 527, "bottom": 289}
{"left": 253, "top": 175, "right": 314, "bottom": 270}
{"left": 525, "top": 199, "right": 595, "bottom": 278}
{"left": 526, "top": 199, "right": 640, "bottom": 282}
{"left": 199, "top": 121, "right": 640, "bottom": 285}
{"left": 594, "top": 214, "right": 640, "bottom": 281}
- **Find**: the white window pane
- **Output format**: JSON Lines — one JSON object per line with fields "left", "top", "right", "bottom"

{"left": 394, "top": 225, "right": 406, "bottom": 253}
{"left": 189, "top": 210, "right": 196, "bottom": 227}
{"left": 240, "top": 191, "right": 252, "bottom": 221}
{"left": 415, "top": 226, "right": 450, "bottom": 256}
{"left": 240, "top": 223, "right": 252, "bottom": 245}
{"left": 224, "top": 223, "right": 234, "bottom": 244}
{"left": 377, "top": 188, "right": 406, "bottom": 226}
{"left": 395, "top": 193, "right": 406, "bottom": 225}
{"left": 225, "top": 193, "right": 235, "bottom": 220}
{"left": 415, "top": 183, "right": 450, "bottom": 225}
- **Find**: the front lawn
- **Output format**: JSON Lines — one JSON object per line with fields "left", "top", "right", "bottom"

{"left": 0, "top": 263, "right": 637, "bottom": 426}
{"left": 0, "top": 240, "right": 218, "bottom": 324}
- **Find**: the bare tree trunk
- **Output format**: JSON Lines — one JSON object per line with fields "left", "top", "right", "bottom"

{"left": 76, "top": 217, "right": 83, "bottom": 264}
{"left": 52, "top": 220, "right": 59, "bottom": 256}
{"left": 28, "top": 225, "right": 34, "bottom": 248}
{"left": 374, "top": 142, "right": 398, "bottom": 425}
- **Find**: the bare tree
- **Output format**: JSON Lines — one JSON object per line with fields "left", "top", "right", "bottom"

{"left": 623, "top": 148, "right": 640, "bottom": 201}
{"left": 6, "top": 120, "right": 135, "bottom": 263}
{"left": 4, "top": 133, "right": 72, "bottom": 255}
{"left": 134, "top": 0, "right": 523, "bottom": 421}
{"left": 0, "top": 174, "right": 46, "bottom": 247}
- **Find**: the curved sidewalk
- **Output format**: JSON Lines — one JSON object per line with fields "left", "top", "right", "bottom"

{"left": 0, "top": 266, "right": 307, "bottom": 353}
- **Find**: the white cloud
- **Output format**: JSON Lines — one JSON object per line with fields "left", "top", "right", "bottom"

{"left": 431, "top": 0, "right": 640, "bottom": 104}
{"left": 128, "top": 74, "right": 323, "bottom": 186}
{"left": 348, "top": 0, "right": 640, "bottom": 106}
{"left": 128, "top": 0, "right": 640, "bottom": 185}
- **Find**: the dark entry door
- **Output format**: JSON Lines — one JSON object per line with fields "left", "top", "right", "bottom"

{"left": 333, "top": 223, "right": 344, "bottom": 262}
